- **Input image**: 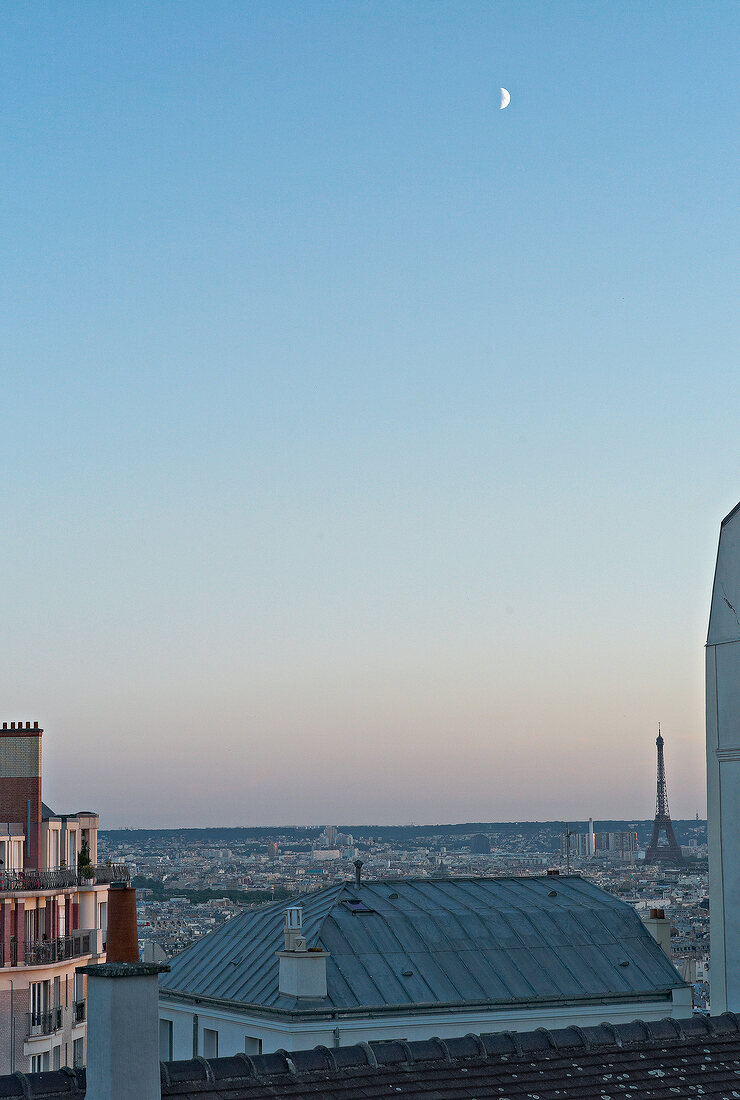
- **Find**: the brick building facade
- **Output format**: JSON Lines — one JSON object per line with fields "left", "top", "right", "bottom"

{"left": 0, "top": 721, "right": 126, "bottom": 1073}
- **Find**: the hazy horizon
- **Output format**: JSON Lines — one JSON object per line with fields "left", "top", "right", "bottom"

{"left": 4, "top": 2, "right": 739, "bottom": 827}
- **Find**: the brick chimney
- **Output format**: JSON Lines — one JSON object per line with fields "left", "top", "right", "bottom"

{"left": 0, "top": 721, "right": 42, "bottom": 869}
{"left": 80, "top": 883, "right": 169, "bottom": 1100}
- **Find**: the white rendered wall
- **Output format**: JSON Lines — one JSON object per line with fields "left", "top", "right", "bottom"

{"left": 87, "top": 972, "right": 161, "bottom": 1100}
{"left": 160, "top": 988, "right": 692, "bottom": 1061}
{"left": 706, "top": 502, "right": 740, "bottom": 1014}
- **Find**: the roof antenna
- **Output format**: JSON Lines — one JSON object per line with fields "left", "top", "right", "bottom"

{"left": 354, "top": 859, "right": 363, "bottom": 889}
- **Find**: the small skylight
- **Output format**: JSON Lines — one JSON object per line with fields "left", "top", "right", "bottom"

{"left": 343, "top": 898, "right": 375, "bottom": 914}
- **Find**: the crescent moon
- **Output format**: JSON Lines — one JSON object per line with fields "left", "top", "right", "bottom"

{"left": 500, "top": 87, "right": 510, "bottom": 110}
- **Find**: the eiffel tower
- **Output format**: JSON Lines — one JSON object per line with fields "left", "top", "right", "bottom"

{"left": 645, "top": 726, "right": 682, "bottom": 862}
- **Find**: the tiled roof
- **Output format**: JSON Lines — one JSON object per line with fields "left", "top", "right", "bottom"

{"left": 159, "top": 876, "right": 686, "bottom": 1013}
{"left": 7, "top": 1012, "right": 740, "bottom": 1098}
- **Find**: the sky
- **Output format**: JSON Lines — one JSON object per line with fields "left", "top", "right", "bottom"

{"left": 2, "top": 1, "right": 739, "bottom": 827}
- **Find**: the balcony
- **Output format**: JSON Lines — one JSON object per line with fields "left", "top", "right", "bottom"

{"left": 77, "top": 863, "right": 129, "bottom": 886}
{"left": 26, "top": 1007, "right": 63, "bottom": 1038}
{"left": 24, "top": 930, "right": 93, "bottom": 967}
{"left": 0, "top": 863, "right": 129, "bottom": 893}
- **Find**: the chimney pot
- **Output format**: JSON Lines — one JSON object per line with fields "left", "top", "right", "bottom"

{"left": 354, "top": 859, "right": 363, "bottom": 888}
{"left": 106, "top": 882, "right": 139, "bottom": 963}
{"left": 10, "top": 723, "right": 14, "bottom": 730}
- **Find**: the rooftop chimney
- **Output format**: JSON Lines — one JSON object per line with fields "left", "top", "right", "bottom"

{"left": 643, "top": 908, "right": 672, "bottom": 958}
{"left": 283, "top": 906, "right": 305, "bottom": 952}
{"left": 80, "top": 882, "right": 169, "bottom": 1100}
{"left": 354, "top": 859, "right": 363, "bottom": 888}
{"left": 277, "top": 906, "right": 328, "bottom": 1000}
{"left": 106, "top": 882, "right": 139, "bottom": 963}
{"left": 0, "top": 720, "right": 42, "bottom": 869}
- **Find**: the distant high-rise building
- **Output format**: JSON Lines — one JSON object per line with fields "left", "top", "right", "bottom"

{"left": 267, "top": 841, "right": 278, "bottom": 861}
{"left": 567, "top": 827, "right": 637, "bottom": 861}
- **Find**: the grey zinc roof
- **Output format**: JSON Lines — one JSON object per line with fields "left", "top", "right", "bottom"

{"left": 159, "top": 876, "right": 686, "bottom": 1014}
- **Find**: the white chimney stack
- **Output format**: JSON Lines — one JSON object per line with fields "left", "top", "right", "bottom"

{"left": 278, "top": 906, "right": 329, "bottom": 999}
{"left": 643, "top": 908, "right": 672, "bottom": 959}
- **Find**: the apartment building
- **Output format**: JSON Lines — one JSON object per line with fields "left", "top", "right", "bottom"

{"left": 0, "top": 721, "right": 126, "bottom": 1073}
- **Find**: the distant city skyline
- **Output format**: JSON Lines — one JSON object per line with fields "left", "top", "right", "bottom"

{"left": 3, "top": 2, "right": 738, "bottom": 826}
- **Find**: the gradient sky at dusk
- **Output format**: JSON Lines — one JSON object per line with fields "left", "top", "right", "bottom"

{"left": 2, "top": 2, "right": 739, "bottom": 825}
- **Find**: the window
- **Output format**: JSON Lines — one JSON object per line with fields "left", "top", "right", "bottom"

{"left": 159, "top": 1019, "right": 173, "bottom": 1061}
{"left": 73, "top": 1037, "right": 84, "bottom": 1068}
{"left": 29, "top": 1052, "right": 49, "bottom": 1072}
{"left": 29, "top": 980, "right": 48, "bottom": 1028}
{"left": 245, "top": 1036, "right": 262, "bottom": 1055}
{"left": 53, "top": 1046, "right": 61, "bottom": 1070}
{"left": 202, "top": 1028, "right": 218, "bottom": 1058}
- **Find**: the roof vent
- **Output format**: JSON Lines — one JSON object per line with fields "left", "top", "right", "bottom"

{"left": 283, "top": 907, "right": 306, "bottom": 952}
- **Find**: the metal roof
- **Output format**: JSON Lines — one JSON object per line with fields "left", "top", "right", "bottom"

{"left": 159, "top": 876, "right": 686, "bottom": 1014}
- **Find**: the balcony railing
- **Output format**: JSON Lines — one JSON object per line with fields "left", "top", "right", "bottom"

{"left": 74, "top": 1000, "right": 85, "bottom": 1024}
{"left": 24, "top": 931, "right": 92, "bottom": 967}
{"left": 0, "top": 863, "right": 128, "bottom": 892}
{"left": 26, "top": 1007, "right": 63, "bottom": 1038}
{"left": 79, "top": 863, "right": 130, "bottom": 886}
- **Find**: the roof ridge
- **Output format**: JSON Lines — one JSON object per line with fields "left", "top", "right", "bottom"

{"left": 5, "top": 1015, "right": 739, "bottom": 1097}
{"left": 155, "top": 1013, "right": 738, "bottom": 1085}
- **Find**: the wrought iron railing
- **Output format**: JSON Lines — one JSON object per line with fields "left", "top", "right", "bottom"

{"left": 0, "top": 863, "right": 128, "bottom": 892}
{"left": 1, "top": 869, "right": 76, "bottom": 891}
{"left": 81, "top": 863, "right": 130, "bottom": 885}
{"left": 24, "top": 931, "right": 91, "bottom": 967}
{"left": 26, "top": 1007, "right": 63, "bottom": 1038}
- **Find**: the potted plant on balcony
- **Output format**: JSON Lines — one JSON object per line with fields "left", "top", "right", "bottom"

{"left": 78, "top": 844, "right": 94, "bottom": 884}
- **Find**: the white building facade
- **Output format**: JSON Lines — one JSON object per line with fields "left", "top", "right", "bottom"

{"left": 706, "top": 501, "right": 740, "bottom": 1014}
